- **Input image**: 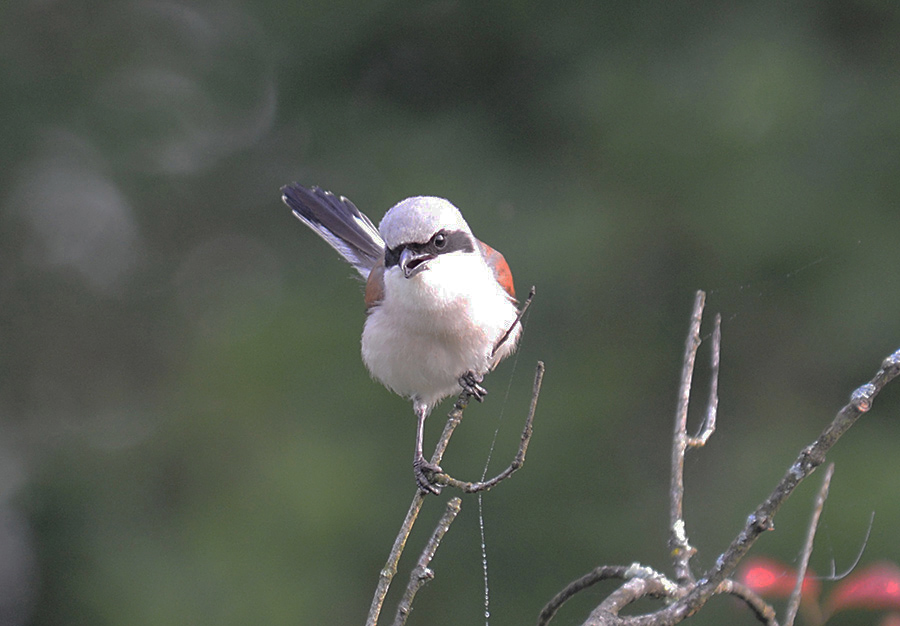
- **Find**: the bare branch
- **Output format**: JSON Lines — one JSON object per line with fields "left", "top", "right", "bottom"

{"left": 541, "top": 287, "right": 900, "bottom": 626}
{"left": 366, "top": 395, "right": 473, "bottom": 626}
{"left": 784, "top": 463, "right": 834, "bottom": 626}
{"left": 538, "top": 566, "right": 633, "bottom": 626}
{"left": 686, "top": 348, "right": 900, "bottom": 597}
{"left": 585, "top": 575, "right": 672, "bottom": 626}
{"left": 367, "top": 495, "right": 427, "bottom": 626}
{"left": 539, "top": 564, "right": 680, "bottom": 626}
{"left": 669, "top": 290, "right": 706, "bottom": 583}
{"left": 632, "top": 346, "right": 900, "bottom": 626}
{"left": 368, "top": 361, "right": 545, "bottom": 625}
{"left": 435, "top": 361, "right": 544, "bottom": 493}
{"left": 393, "top": 498, "right": 463, "bottom": 626}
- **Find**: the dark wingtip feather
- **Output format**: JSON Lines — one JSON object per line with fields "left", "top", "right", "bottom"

{"left": 280, "top": 182, "right": 385, "bottom": 273}
{"left": 281, "top": 183, "right": 323, "bottom": 221}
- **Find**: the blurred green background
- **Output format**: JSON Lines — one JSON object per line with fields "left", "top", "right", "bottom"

{"left": 2, "top": 1, "right": 899, "bottom": 625}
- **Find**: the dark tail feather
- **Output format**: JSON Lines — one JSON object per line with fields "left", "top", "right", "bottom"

{"left": 281, "top": 183, "right": 384, "bottom": 278}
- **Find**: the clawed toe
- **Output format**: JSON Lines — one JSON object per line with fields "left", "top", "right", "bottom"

{"left": 459, "top": 371, "right": 488, "bottom": 402}
{"left": 414, "top": 456, "right": 443, "bottom": 495}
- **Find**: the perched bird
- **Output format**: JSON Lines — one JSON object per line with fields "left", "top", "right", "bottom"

{"left": 281, "top": 183, "right": 522, "bottom": 493}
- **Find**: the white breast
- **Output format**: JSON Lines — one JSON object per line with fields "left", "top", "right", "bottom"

{"left": 360, "top": 252, "right": 520, "bottom": 413}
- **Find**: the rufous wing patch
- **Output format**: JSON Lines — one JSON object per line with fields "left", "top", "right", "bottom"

{"left": 477, "top": 240, "right": 516, "bottom": 299}
{"left": 365, "top": 258, "right": 386, "bottom": 309}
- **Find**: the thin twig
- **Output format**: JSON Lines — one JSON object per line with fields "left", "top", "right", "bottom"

{"left": 784, "top": 463, "right": 834, "bottom": 626}
{"left": 823, "top": 510, "right": 874, "bottom": 581}
{"left": 434, "top": 361, "right": 544, "bottom": 493}
{"left": 366, "top": 398, "right": 470, "bottom": 626}
{"left": 366, "top": 495, "right": 427, "bottom": 626}
{"left": 687, "top": 313, "right": 720, "bottom": 448}
{"left": 393, "top": 497, "right": 463, "bottom": 626}
{"left": 538, "top": 566, "right": 633, "bottom": 626}
{"left": 669, "top": 290, "right": 706, "bottom": 583}
{"left": 493, "top": 286, "right": 536, "bottom": 358}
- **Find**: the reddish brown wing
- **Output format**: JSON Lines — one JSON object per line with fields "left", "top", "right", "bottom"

{"left": 364, "top": 258, "right": 386, "bottom": 310}
{"left": 477, "top": 240, "right": 516, "bottom": 300}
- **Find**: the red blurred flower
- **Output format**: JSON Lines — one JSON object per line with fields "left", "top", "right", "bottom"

{"left": 828, "top": 562, "right": 900, "bottom": 613}
{"left": 738, "top": 556, "right": 820, "bottom": 601}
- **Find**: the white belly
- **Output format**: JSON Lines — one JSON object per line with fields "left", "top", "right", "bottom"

{"left": 360, "top": 255, "right": 520, "bottom": 412}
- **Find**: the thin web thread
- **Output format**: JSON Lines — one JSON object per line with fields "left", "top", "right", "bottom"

{"left": 477, "top": 307, "right": 529, "bottom": 626}
{"left": 704, "top": 243, "right": 860, "bottom": 331}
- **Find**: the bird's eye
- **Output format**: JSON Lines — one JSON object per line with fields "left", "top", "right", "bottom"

{"left": 433, "top": 232, "right": 447, "bottom": 249}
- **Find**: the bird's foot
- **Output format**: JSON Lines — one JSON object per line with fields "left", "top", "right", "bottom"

{"left": 459, "top": 371, "right": 488, "bottom": 402}
{"left": 414, "top": 455, "right": 443, "bottom": 495}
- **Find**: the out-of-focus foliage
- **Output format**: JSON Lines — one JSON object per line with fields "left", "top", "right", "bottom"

{"left": 2, "top": 1, "right": 899, "bottom": 625}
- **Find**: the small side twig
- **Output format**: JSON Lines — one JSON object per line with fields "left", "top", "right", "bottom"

{"left": 493, "top": 286, "right": 536, "bottom": 358}
{"left": 784, "top": 463, "right": 835, "bottom": 626}
{"left": 434, "top": 361, "right": 544, "bottom": 493}
{"left": 393, "top": 497, "right": 463, "bottom": 626}
{"left": 687, "top": 313, "right": 720, "bottom": 447}
{"left": 824, "top": 510, "right": 874, "bottom": 581}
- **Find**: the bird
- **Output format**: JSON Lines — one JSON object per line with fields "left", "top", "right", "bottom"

{"left": 281, "top": 183, "right": 523, "bottom": 494}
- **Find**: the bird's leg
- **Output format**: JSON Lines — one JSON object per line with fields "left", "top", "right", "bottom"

{"left": 458, "top": 371, "right": 488, "bottom": 402}
{"left": 413, "top": 402, "right": 442, "bottom": 495}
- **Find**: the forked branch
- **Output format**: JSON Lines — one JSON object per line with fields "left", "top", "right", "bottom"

{"left": 540, "top": 289, "right": 900, "bottom": 626}
{"left": 669, "top": 291, "right": 720, "bottom": 583}
{"left": 434, "top": 361, "right": 544, "bottom": 493}
{"left": 367, "top": 360, "right": 545, "bottom": 626}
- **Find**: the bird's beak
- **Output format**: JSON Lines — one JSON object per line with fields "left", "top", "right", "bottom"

{"left": 400, "top": 248, "right": 435, "bottom": 279}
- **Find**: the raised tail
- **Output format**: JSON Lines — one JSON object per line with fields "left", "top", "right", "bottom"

{"left": 281, "top": 183, "right": 385, "bottom": 279}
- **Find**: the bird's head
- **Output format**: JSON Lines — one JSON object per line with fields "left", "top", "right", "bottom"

{"left": 379, "top": 197, "right": 477, "bottom": 279}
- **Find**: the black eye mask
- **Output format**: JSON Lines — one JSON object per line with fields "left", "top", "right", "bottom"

{"left": 384, "top": 229, "right": 475, "bottom": 268}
